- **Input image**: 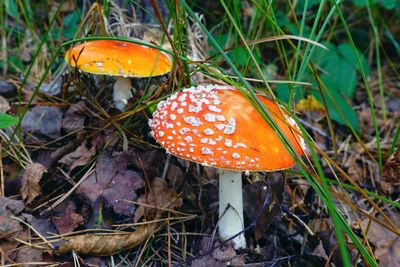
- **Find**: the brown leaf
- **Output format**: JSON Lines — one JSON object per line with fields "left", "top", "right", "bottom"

{"left": 380, "top": 147, "right": 400, "bottom": 195}
{"left": 361, "top": 218, "right": 400, "bottom": 266}
{"left": 15, "top": 246, "right": 44, "bottom": 265}
{"left": 134, "top": 178, "right": 183, "bottom": 222}
{"left": 212, "top": 245, "right": 237, "bottom": 262}
{"left": 0, "top": 197, "right": 24, "bottom": 216}
{"left": 21, "top": 106, "right": 63, "bottom": 141}
{"left": 0, "top": 79, "right": 17, "bottom": 97}
{"left": 192, "top": 256, "right": 227, "bottom": 267}
{"left": 0, "top": 216, "right": 23, "bottom": 237}
{"left": 374, "top": 239, "right": 400, "bottom": 266}
{"left": 53, "top": 201, "right": 85, "bottom": 234}
{"left": 62, "top": 101, "right": 86, "bottom": 133}
{"left": 0, "top": 95, "right": 10, "bottom": 113}
{"left": 77, "top": 152, "right": 144, "bottom": 216}
{"left": 21, "top": 163, "right": 47, "bottom": 204}
{"left": 59, "top": 141, "right": 96, "bottom": 171}
{"left": 57, "top": 222, "right": 158, "bottom": 255}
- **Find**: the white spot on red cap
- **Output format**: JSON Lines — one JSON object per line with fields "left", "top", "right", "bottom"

{"left": 208, "top": 105, "right": 221, "bottom": 113}
{"left": 203, "top": 128, "right": 214, "bottom": 135}
{"left": 183, "top": 116, "right": 202, "bottom": 126}
{"left": 201, "top": 147, "right": 213, "bottom": 155}
{"left": 204, "top": 113, "right": 216, "bottom": 122}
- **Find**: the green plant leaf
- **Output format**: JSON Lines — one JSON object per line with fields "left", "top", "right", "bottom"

{"left": 63, "top": 12, "right": 80, "bottom": 39}
{"left": 353, "top": 0, "right": 398, "bottom": 9}
{"left": 312, "top": 43, "right": 370, "bottom": 98}
{"left": 313, "top": 89, "right": 360, "bottom": 132}
{"left": 0, "top": 113, "right": 18, "bottom": 129}
{"left": 276, "top": 83, "right": 305, "bottom": 104}
{"left": 5, "top": 0, "right": 18, "bottom": 19}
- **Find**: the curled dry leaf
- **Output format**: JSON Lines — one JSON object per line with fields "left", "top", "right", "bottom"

{"left": 58, "top": 141, "right": 96, "bottom": 171}
{"left": 21, "top": 163, "right": 47, "bottom": 204}
{"left": 56, "top": 218, "right": 158, "bottom": 256}
{"left": 134, "top": 178, "right": 183, "bottom": 222}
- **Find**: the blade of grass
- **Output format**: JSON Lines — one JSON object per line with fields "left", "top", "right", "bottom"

{"left": 331, "top": 0, "right": 382, "bottom": 173}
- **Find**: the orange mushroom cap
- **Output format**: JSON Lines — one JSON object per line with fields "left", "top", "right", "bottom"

{"left": 65, "top": 40, "right": 172, "bottom": 77}
{"left": 149, "top": 84, "right": 305, "bottom": 171}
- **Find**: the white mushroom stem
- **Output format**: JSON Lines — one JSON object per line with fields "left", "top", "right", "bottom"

{"left": 218, "top": 170, "right": 246, "bottom": 249}
{"left": 113, "top": 77, "right": 133, "bottom": 111}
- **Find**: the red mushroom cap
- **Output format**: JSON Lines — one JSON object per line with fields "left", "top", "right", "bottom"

{"left": 149, "top": 84, "right": 305, "bottom": 171}
{"left": 65, "top": 40, "right": 172, "bottom": 77}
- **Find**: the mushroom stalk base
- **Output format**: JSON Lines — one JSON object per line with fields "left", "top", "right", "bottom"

{"left": 218, "top": 170, "right": 246, "bottom": 249}
{"left": 113, "top": 77, "right": 133, "bottom": 111}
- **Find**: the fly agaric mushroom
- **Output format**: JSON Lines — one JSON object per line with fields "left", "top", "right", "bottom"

{"left": 65, "top": 40, "right": 172, "bottom": 110}
{"left": 149, "top": 84, "right": 305, "bottom": 249}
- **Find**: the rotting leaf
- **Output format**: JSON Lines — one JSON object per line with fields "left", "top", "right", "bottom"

{"left": 134, "top": 178, "right": 183, "bottom": 222}
{"left": 21, "top": 106, "right": 63, "bottom": 140}
{"left": 21, "top": 163, "right": 47, "bottom": 204}
{"left": 361, "top": 218, "right": 400, "bottom": 266}
{"left": 0, "top": 197, "right": 26, "bottom": 261}
{"left": 59, "top": 141, "right": 96, "bottom": 171}
{"left": 380, "top": 147, "right": 400, "bottom": 195}
{"left": 77, "top": 151, "right": 144, "bottom": 216}
{"left": 52, "top": 200, "right": 85, "bottom": 234}
{"left": 15, "top": 246, "right": 44, "bottom": 265}
{"left": 0, "top": 196, "right": 24, "bottom": 216}
{"left": 56, "top": 177, "right": 181, "bottom": 256}
{"left": 62, "top": 101, "right": 86, "bottom": 133}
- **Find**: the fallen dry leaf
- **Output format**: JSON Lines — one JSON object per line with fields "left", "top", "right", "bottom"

{"left": 212, "top": 245, "right": 237, "bottom": 262}
{"left": 0, "top": 79, "right": 17, "bottom": 97}
{"left": 21, "top": 106, "right": 63, "bottom": 141}
{"left": 15, "top": 246, "right": 44, "bottom": 265}
{"left": 0, "top": 197, "right": 26, "bottom": 262}
{"left": 0, "top": 197, "right": 24, "bottom": 216}
{"left": 134, "top": 178, "right": 183, "bottom": 222}
{"left": 0, "top": 95, "right": 10, "bottom": 113}
{"left": 77, "top": 151, "right": 144, "bottom": 216}
{"left": 62, "top": 101, "right": 86, "bottom": 133}
{"left": 191, "top": 256, "right": 226, "bottom": 267}
{"left": 380, "top": 147, "right": 400, "bottom": 195}
{"left": 56, "top": 220, "right": 158, "bottom": 256}
{"left": 361, "top": 218, "right": 400, "bottom": 266}
{"left": 59, "top": 141, "right": 96, "bottom": 171}
{"left": 53, "top": 200, "right": 85, "bottom": 234}
{"left": 21, "top": 162, "right": 47, "bottom": 204}
{"left": 40, "top": 77, "right": 62, "bottom": 96}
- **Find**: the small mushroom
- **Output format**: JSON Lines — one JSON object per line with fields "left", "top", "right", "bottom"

{"left": 149, "top": 84, "right": 305, "bottom": 249}
{"left": 65, "top": 40, "right": 172, "bottom": 110}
